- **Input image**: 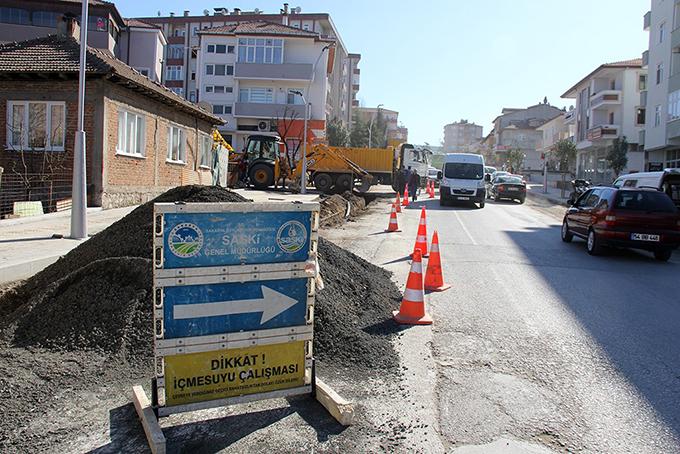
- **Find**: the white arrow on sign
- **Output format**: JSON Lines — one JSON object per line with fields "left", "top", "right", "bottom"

{"left": 173, "top": 286, "right": 299, "bottom": 325}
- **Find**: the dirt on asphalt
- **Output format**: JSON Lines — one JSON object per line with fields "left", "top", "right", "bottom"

{"left": 0, "top": 185, "right": 403, "bottom": 453}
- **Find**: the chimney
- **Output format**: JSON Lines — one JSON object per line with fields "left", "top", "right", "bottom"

{"left": 282, "top": 3, "right": 289, "bottom": 25}
{"left": 183, "top": 10, "right": 190, "bottom": 17}
{"left": 233, "top": 8, "right": 241, "bottom": 15}
{"left": 169, "top": 11, "right": 175, "bottom": 17}
{"left": 57, "top": 13, "right": 81, "bottom": 42}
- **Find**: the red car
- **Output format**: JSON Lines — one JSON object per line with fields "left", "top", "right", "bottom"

{"left": 561, "top": 186, "right": 680, "bottom": 261}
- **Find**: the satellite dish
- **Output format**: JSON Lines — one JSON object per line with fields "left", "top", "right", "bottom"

{"left": 254, "top": 8, "right": 261, "bottom": 13}
{"left": 203, "top": 9, "right": 209, "bottom": 16}
{"left": 293, "top": 6, "right": 302, "bottom": 13}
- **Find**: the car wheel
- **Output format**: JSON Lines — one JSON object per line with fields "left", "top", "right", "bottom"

{"left": 494, "top": 194, "right": 500, "bottom": 202}
{"left": 440, "top": 198, "right": 448, "bottom": 207}
{"left": 654, "top": 249, "right": 673, "bottom": 262}
{"left": 518, "top": 198, "right": 525, "bottom": 204}
{"left": 479, "top": 201, "right": 485, "bottom": 209}
{"left": 561, "top": 220, "right": 573, "bottom": 243}
{"left": 586, "top": 229, "right": 602, "bottom": 255}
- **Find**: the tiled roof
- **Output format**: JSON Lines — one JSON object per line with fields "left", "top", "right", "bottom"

{"left": 200, "top": 20, "right": 321, "bottom": 38}
{"left": 562, "top": 57, "right": 643, "bottom": 98}
{"left": 124, "top": 18, "right": 161, "bottom": 29}
{"left": 605, "top": 58, "right": 643, "bottom": 67}
{"left": 0, "top": 35, "right": 223, "bottom": 124}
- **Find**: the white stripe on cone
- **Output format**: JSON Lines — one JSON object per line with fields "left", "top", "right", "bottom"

{"left": 409, "top": 262, "right": 423, "bottom": 274}
{"left": 416, "top": 235, "right": 427, "bottom": 242}
{"left": 403, "top": 288, "right": 424, "bottom": 302}
{"left": 430, "top": 243, "right": 439, "bottom": 253}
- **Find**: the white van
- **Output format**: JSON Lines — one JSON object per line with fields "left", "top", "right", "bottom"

{"left": 438, "top": 153, "right": 486, "bottom": 208}
{"left": 613, "top": 169, "right": 680, "bottom": 207}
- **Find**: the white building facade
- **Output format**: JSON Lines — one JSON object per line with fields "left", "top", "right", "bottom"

{"left": 562, "top": 60, "right": 646, "bottom": 183}
{"left": 196, "top": 22, "right": 330, "bottom": 151}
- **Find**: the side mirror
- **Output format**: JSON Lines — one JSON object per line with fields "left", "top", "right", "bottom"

{"left": 437, "top": 171, "right": 442, "bottom": 180}
{"left": 485, "top": 174, "right": 491, "bottom": 182}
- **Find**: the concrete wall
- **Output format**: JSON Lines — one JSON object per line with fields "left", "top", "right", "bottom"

{"left": 119, "top": 29, "right": 165, "bottom": 83}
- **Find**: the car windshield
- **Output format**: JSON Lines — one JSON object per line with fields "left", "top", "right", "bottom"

{"left": 613, "top": 191, "right": 677, "bottom": 213}
{"left": 497, "top": 176, "right": 523, "bottom": 184}
{"left": 444, "top": 163, "right": 484, "bottom": 180}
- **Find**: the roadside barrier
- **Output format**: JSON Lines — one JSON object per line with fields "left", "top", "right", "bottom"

{"left": 385, "top": 203, "right": 401, "bottom": 232}
{"left": 424, "top": 231, "right": 451, "bottom": 292}
{"left": 393, "top": 249, "right": 432, "bottom": 325}
{"left": 412, "top": 206, "right": 429, "bottom": 257}
{"left": 402, "top": 186, "right": 410, "bottom": 207}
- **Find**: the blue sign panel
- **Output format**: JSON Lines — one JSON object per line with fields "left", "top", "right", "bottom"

{"left": 162, "top": 278, "right": 309, "bottom": 338}
{"left": 162, "top": 211, "right": 312, "bottom": 269}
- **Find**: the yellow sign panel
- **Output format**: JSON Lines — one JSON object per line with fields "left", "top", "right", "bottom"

{"left": 163, "top": 341, "right": 307, "bottom": 407}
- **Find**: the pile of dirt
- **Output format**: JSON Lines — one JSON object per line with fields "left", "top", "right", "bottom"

{"left": 319, "top": 191, "right": 367, "bottom": 227}
{"left": 314, "top": 237, "right": 401, "bottom": 370}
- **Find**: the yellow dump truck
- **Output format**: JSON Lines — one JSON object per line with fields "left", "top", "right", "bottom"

{"left": 234, "top": 135, "right": 396, "bottom": 194}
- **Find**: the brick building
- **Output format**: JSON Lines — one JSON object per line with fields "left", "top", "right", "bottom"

{"left": 0, "top": 30, "right": 223, "bottom": 214}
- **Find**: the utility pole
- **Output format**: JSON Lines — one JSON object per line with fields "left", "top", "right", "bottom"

{"left": 368, "top": 104, "right": 384, "bottom": 148}
{"left": 70, "top": 0, "right": 88, "bottom": 239}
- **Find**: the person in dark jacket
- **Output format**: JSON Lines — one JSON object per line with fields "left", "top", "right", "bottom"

{"left": 407, "top": 168, "right": 420, "bottom": 202}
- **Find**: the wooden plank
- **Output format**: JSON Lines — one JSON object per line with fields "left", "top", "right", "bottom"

{"left": 314, "top": 378, "right": 354, "bottom": 426}
{"left": 132, "top": 385, "right": 166, "bottom": 454}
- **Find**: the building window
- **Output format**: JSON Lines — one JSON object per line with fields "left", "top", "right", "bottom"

{"left": 205, "top": 85, "right": 214, "bottom": 93}
{"left": 239, "top": 87, "right": 274, "bottom": 103}
{"left": 667, "top": 150, "right": 680, "bottom": 168}
{"left": 215, "top": 44, "right": 227, "bottom": 54}
{"left": 189, "top": 91, "right": 196, "bottom": 102}
{"left": 167, "top": 45, "right": 183, "bottom": 59}
{"left": 191, "top": 72, "right": 196, "bottom": 80}
{"left": 206, "top": 64, "right": 213, "bottom": 75}
{"left": 287, "top": 89, "right": 304, "bottom": 105}
{"left": 167, "top": 125, "right": 186, "bottom": 163}
{"left": 0, "top": 7, "right": 30, "bottom": 24}
{"left": 657, "top": 63, "right": 664, "bottom": 85}
{"left": 192, "top": 27, "right": 198, "bottom": 36}
{"left": 608, "top": 112, "right": 615, "bottom": 125}
{"left": 207, "top": 44, "right": 215, "bottom": 53}
{"left": 639, "top": 74, "right": 647, "bottom": 91}
{"left": 32, "top": 11, "right": 58, "bottom": 27}
{"left": 135, "top": 67, "right": 150, "bottom": 77}
{"left": 200, "top": 134, "right": 212, "bottom": 168}
{"left": 227, "top": 45, "right": 235, "bottom": 54}
{"left": 669, "top": 90, "right": 680, "bottom": 121}
{"left": 166, "top": 65, "right": 183, "bottom": 80}
{"left": 660, "top": 22, "right": 666, "bottom": 43}
{"left": 212, "top": 105, "right": 232, "bottom": 115}
{"left": 88, "top": 16, "right": 108, "bottom": 32}
{"left": 655, "top": 104, "right": 662, "bottom": 127}
{"left": 170, "top": 87, "right": 184, "bottom": 97}
{"left": 237, "top": 38, "right": 283, "bottom": 64}
{"left": 172, "top": 28, "right": 185, "bottom": 37}
{"left": 6, "top": 101, "right": 65, "bottom": 151}
{"left": 116, "top": 110, "right": 145, "bottom": 157}
{"left": 636, "top": 107, "right": 646, "bottom": 125}
{"left": 215, "top": 65, "right": 226, "bottom": 76}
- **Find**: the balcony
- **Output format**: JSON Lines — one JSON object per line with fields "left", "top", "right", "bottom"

{"left": 672, "top": 27, "right": 680, "bottom": 52}
{"left": 644, "top": 11, "right": 651, "bottom": 31}
{"left": 642, "top": 50, "right": 649, "bottom": 67}
{"left": 586, "top": 125, "right": 620, "bottom": 141}
{"left": 564, "top": 109, "right": 576, "bottom": 124}
{"left": 234, "top": 63, "right": 313, "bottom": 81}
{"left": 667, "top": 119, "right": 680, "bottom": 141}
{"left": 590, "top": 90, "right": 621, "bottom": 110}
{"left": 234, "top": 102, "right": 306, "bottom": 118}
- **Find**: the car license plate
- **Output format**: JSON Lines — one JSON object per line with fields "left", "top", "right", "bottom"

{"left": 508, "top": 187, "right": 518, "bottom": 191}
{"left": 631, "top": 233, "right": 660, "bottom": 242}
{"left": 456, "top": 196, "right": 470, "bottom": 200}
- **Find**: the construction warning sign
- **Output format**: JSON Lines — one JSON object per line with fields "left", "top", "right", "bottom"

{"left": 163, "top": 341, "right": 307, "bottom": 406}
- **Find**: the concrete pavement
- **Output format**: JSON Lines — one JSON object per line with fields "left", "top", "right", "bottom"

{"left": 325, "top": 194, "right": 680, "bottom": 453}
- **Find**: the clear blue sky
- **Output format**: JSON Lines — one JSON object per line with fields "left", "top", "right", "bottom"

{"left": 118, "top": 0, "right": 649, "bottom": 144}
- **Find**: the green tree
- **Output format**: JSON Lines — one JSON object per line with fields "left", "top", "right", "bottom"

{"left": 506, "top": 148, "right": 525, "bottom": 173}
{"left": 350, "top": 114, "right": 369, "bottom": 147}
{"left": 606, "top": 136, "right": 629, "bottom": 178}
{"left": 326, "top": 117, "right": 349, "bottom": 146}
{"left": 553, "top": 139, "right": 577, "bottom": 173}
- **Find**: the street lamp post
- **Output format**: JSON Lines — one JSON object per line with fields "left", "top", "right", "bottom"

{"left": 368, "top": 104, "right": 384, "bottom": 148}
{"left": 70, "top": 0, "right": 89, "bottom": 239}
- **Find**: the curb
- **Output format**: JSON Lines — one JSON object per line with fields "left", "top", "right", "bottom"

{"left": 527, "top": 190, "right": 569, "bottom": 206}
{"left": 0, "top": 254, "right": 63, "bottom": 285}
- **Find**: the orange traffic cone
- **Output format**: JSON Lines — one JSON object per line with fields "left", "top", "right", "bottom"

{"left": 393, "top": 249, "right": 432, "bottom": 325}
{"left": 402, "top": 186, "right": 410, "bottom": 207}
{"left": 412, "top": 206, "right": 429, "bottom": 257}
{"left": 394, "top": 192, "right": 402, "bottom": 213}
{"left": 428, "top": 181, "right": 435, "bottom": 198}
{"left": 424, "top": 231, "right": 451, "bottom": 292}
{"left": 385, "top": 203, "right": 401, "bottom": 232}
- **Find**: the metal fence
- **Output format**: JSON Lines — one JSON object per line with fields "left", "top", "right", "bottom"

{"left": 0, "top": 172, "right": 72, "bottom": 218}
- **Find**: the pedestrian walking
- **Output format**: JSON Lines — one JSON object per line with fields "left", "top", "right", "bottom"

{"left": 407, "top": 168, "right": 419, "bottom": 202}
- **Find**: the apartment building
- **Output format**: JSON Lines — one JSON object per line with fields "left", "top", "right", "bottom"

{"left": 562, "top": 59, "right": 646, "bottom": 183}
{"left": 354, "top": 107, "right": 403, "bottom": 147}
{"left": 0, "top": 0, "right": 165, "bottom": 82}
{"left": 195, "top": 21, "right": 331, "bottom": 151}
{"left": 443, "top": 120, "right": 483, "bottom": 153}
{"left": 535, "top": 112, "right": 576, "bottom": 171}
{"left": 641, "top": 2, "right": 680, "bottom": 170}
{"left": 136, "top": 4, "right": 361, "bottom": 133}
{"left": 491, "top": 102, "right": 564, "bottom": 171}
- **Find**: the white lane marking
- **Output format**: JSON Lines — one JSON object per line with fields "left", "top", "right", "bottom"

{"left": 454, "top": 211, "right": 478, "bottom": 246}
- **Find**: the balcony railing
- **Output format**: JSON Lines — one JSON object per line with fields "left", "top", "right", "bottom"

{"left": 587, "top": 125, "right": 620, "bottom": 141}
{"left": 234, "top": 62, "right": 313, "bottom": 81}
{"left": 590, "top": 90, "right": 621, "bottom": 109}
{"left": 234, "top": 102, "right": 306, "bottom": 118}
{"left": 644, "top": 11, "right": 651, "bottom": 31}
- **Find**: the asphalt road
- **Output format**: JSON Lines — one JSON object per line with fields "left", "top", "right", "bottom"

{"left": 325, "top": 193, "right": 680, "bottom": 453}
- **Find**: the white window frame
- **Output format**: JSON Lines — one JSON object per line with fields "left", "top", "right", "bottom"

{"left": 167, "top": 124, "right": 187, "bottom": 164}
{"left": 135, "top": 67, "right": 150, "bottom": 78}
{"left": 6, "top": 101, "right": 66, "bottom": 151}
{"left": 199, "top": 133, "right": 213, "bottom": 169}
{"left": 237, "top": 38, "right": 284, "bottom": 64}
{"left": 655, "top": 104, "right": 662, "bottom": 127}
{"left": 238, "top": 87, "right": 274, "bottom": 104}
{"left": 166, "top": 65, "right": 183, "bottom": 81}
{"left": 116, "top": 109, "right": 146, "bottom": 158}
{"left": 660, "top": 21, "right": 666, "bottom": 44}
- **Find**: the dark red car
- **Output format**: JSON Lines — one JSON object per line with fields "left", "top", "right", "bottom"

{"left": 561, "top": 186, "right": 680, "bottom": 261}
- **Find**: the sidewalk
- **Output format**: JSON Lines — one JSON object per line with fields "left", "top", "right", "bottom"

{"left": 0, "top": 188, "right": 319, "bottom": 285}
{"left": 526, "top": 183, "right": 571, "bottom": 206}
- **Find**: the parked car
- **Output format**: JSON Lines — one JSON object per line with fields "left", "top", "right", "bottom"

{"left": 613, "top": 169, "right": 680, "bottom": 208}
{"left": 488, "top": 175, "right": 526, "bottom": 203}
{"left": 427, "top": 167, "right": 441, "bottom": 187}
{"left": 561, "top": 187, "right": 680, "bottom": 261}
{"left": 438, "top": 153, "right": 486, "bottom": 208}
